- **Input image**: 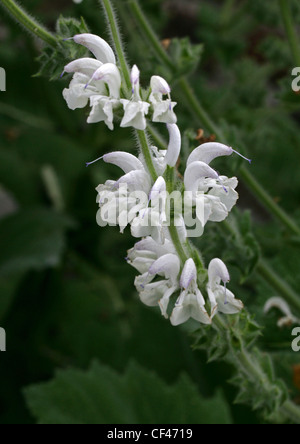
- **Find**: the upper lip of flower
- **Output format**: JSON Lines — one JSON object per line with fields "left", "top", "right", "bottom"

{"left": 73, "top": 33, "right": 116, "bottom": 65}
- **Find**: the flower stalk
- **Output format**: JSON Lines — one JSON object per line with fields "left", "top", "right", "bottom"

{"left": 278, "top": 0, "right": 300, "bottom": 67}
{"left": 0, "top": 0, "right": 57, "bottom": 47}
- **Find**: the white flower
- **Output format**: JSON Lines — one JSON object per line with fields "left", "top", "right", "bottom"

{"left": 207, "top": 258, "right": 243, "bottom": 317}
{"left": 87, "top": 95, "right": 119, "bottom": 130}
{"left": 184, "top": 158, "right": 239, "bottom": 231}
{"left": 120, "top": 65, "right": 150, "bottom": 130}
{"left": 131, "top": 176, "right": 168, "bottom": 244}
{"left": 62, "top": 34, "right": 121, "bottom": 130}
{"left": 139, "top": 124, "right": 181, "bottom": 175}
{"left": 95, "top": 151, "right": 151, "bottom": 232}
{"left": 127, "top": 237, "right": 176, "bottom": 274}
{"left": 134, "top": 253, "right": 180, "bottom": 315}
{"left": 150, "top": 75, "right": 177, "bottom": 124}
{"left": 171, "top": 258, "right": 211, "bottom": 326}
{"left": 264, "top": 297, "right": 300, "bottom": 327}
{"left": 90, "top": 63, "right": 121, "bottom": 99}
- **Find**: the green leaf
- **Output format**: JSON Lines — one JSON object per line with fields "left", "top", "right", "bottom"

{"left": 36, "top": 16, "right": 90, "bottom": 80}
{"left": 168, "top": 37, "right": 203, "bottom": 79}
{"left": 24, "top": 361, "right": 232, "bottom": 424}
{"left": 0, "top": 208, "right": 75, "bottom": 277}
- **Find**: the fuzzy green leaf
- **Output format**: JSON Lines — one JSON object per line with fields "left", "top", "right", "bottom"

{"left": 24, "top": 361, "right": 232, "bottom": 424}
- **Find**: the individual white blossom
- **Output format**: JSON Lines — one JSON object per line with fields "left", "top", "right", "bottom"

{"left": 127, "top": 237, "right": 176, "bottom": 275}
{"left": 264, "top": 297, "right": 300, "bottom": 327}
{"left": 131, "top": 176, "right": 168, "bottom": 243}
{"left": 184, "top": 142, "right": 240, "bottom": 232}
{"left": 171, "top": 258, "right": 211, "bottom": 326}
{"left": 150, "top": 75, "right": 177, "bottom": 124}
{"left": 95, "top": 151, "right": 151, "bottom": 232}
{"left": 62, "top": 34, "right": 121, "bottom": 130}
{"left": 207, "top": 258, "right": 243, "bottom": 317}
{"left": 134, "top": 253, "right": 180, "bottom": 314}
{"left": 120, "top": 65, "right": 150, "bottom": 130}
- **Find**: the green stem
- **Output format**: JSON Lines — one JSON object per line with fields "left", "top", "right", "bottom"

{"left": 128, "top": 0, "right": 300, "bottom": 238}
{"left": 0, "top": 0, "right": 57, "bottom": 47}
{"left": 280, "top": 400, "right": 300, "bottom": 424}
{"left": 168, "top": 223, "right": 189, "bottom": 264}
{"left": 136, "top": 130, "right": 158, "bottom": 182}
{"left": 240, "top": 167, "right": 300, "bottom": 237}
{"left": 128, "top": 0, "right": 174, "bottom": 71}
{"left": 101, "top": 0, "right": 132, "bottom": 90}
{"left": 178, "top": 78, "right": 225, "bottom": 139}
{"left": 278, "top": 0, "right": 300, "bottom": 67}
{"left": 257, "top": 259, "right": 300, "bottom": 314}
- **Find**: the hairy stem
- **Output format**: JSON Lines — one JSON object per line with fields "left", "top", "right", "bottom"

{"left": 101, "top": 0, "right": 132, "bottom": 91}
{"left": 278, "top": 0, "right": 300, "bottom": 67}
{"left": 0, "top": 0, "right": 57, "bottom": 47}
{"left": 136, "top": 130, "right": 158, "bottom": 182}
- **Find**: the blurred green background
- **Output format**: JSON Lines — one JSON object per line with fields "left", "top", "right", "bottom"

{"left": 0, "top": 0, "right": 300, "bottom": 424}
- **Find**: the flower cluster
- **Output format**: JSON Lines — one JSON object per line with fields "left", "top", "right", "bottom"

{"left": 62, "top": 33, "right": 248, "bottom": 326}
{"left": 62, "top": 34, "right": 176, "bottom": 130}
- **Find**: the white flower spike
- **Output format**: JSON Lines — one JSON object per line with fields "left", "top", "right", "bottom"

{"left": 171, "top": 258, "right": 211, "bottom": 326}
{"left": 207, "top": 258, "right": 243, "bottom": 317}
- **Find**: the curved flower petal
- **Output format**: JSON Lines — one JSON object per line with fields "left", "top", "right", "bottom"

{"left": 103, "top": 152, "right": 144, "bottom": 174}
{"left": 208, "top": 258, "right": 230, "bottom": 288}
{"left": 150, "top": 76, "right": 171, "bottom": 95}
{"left": 64, "top": 58, "right": 103, "bottom": 77}
{"left": 149, "top": 253, "right": 181, "bottom": 285}
{"left": 180, "top": 258, "right": 197, "bottom": 289}
{"left": 73, "top": 33, "right": 116, "bottom": 64}
{"left": 187, "top": 142, "right": 233, "bottom": 166}
{"left": 165, "top": 124, "right": 181, "bottom": 167}
{"left": 92, "top": 64, "right": 121, "bottom": 99}
{"left": 184, "top": 161, "right": 219, "bottom": 193}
